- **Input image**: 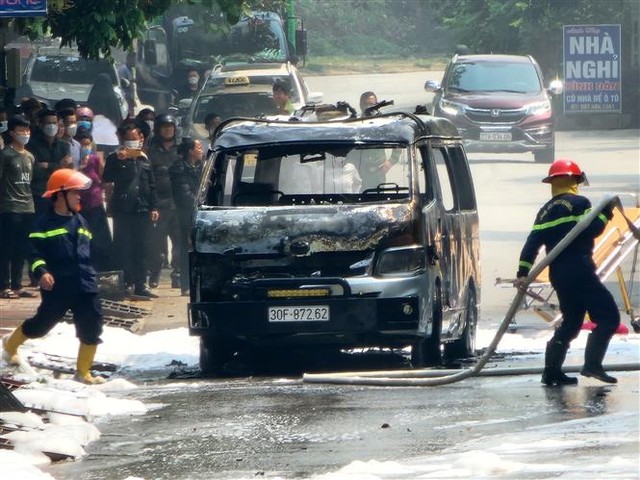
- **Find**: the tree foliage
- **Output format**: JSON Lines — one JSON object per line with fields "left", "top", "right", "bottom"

{"left": 3, "top": 0, "right": 254, "bottom": 60}
{"left": 433, "top": 0, "right": 632, "bottom": 75}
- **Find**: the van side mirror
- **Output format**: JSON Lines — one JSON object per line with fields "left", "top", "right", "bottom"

{"left": 295, "top": 29, "right": 308, "bottom": 56}
{"left": 144, "top": 39, "right": 157, "bottom": 66}
{"left": 547, "top": 80, "right": 563, "bottom": 96}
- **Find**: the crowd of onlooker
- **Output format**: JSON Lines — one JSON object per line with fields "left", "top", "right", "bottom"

{"left": 0, "top": 96, "right": 209, "bottom": 300}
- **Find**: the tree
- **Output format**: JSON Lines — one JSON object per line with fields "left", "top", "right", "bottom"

{"left": 2, "top": 0, "right": 259, "bottom": 60}
{"left": 433, "top": 0, "right": 630, "bottom": 76}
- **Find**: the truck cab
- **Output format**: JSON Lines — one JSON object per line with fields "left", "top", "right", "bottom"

{"left": 188, "top": 112, "right": 480, "bottom": 375}
{"left": 136, "top": 10, "right": 305, "bottom": 110}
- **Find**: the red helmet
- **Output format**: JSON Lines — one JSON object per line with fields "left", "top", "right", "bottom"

{"left": 542, "top": 159, "right": 586, "bottom": 184}
{"left": 43, "top": 169, "right": 92, "bottom": 198}
{"left": 76, "top": 106, "right": 94, "bottom": 120}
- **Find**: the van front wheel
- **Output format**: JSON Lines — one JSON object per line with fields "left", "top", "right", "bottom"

{"left": 200, "top": 336, "right": 233, "bottom": 377}
{"left": 411, "top": 287, "right": 443, "bottom": 368}
{"left": 444, "top": 289, "right": 477, "bottom": 360}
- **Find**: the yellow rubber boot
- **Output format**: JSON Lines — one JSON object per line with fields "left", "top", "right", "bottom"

{"left": 2, "top": 327, "right": 28, "bottom": 365}
{"left": 74, "top": 343, "right": 106, "bottom": 385}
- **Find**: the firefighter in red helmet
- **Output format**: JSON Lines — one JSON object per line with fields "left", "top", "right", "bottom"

{"left": 2, "top": 169, "right": 106, "bottom": 384}
{"left": 516, "top": 159, "right": 619, "bottom": 386}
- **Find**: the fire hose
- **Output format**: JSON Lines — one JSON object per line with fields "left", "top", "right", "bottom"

{"left": 303, "top": 194, "right": 640, "bottom": 386}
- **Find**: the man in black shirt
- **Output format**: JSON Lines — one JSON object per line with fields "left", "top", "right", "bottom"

{"left": 27, "top": 109, "right": 72, "bottom": 215}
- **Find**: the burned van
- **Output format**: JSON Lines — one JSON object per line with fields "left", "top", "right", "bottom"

{"left": 188, "top": 113, "right": 480, "bottom": 375}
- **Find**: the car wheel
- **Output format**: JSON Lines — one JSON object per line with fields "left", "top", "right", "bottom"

{"left": 444, "top": 288, "right": 477, "bottom": 360}
{"left": 411, "top": 285, "right": 443, "bottom": 368}
{"left": 534, "top": 143, "right": 555, "bottom": 163}
{"left": 199, "top": 336, "right": 234, "bottom": 377}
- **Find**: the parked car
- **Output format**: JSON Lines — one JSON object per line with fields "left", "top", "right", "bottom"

{"left": 425, "top": 54, "right": 563, "bottom": 163}
{"left": 188, "top": 110, "right": 480, "bottom": 375}
{"left": 15, "top": 46, "right": 130, "bottom": 120}
{"left": 181, "top": 62, "right": 323, "bottom": 141}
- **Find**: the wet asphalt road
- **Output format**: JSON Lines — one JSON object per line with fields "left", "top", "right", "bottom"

{"left": 45, "top": 72, "right": 640, "bottom": 479}
{"left": 46, "top": 362, "right": 639, "bottom": 479}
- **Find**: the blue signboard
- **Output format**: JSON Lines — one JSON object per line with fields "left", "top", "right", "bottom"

{"left": 563, "top": 24, "right": 622, "bottom": 114}
{"left": 0, "top": 0, "right": 47, "bottom": 17}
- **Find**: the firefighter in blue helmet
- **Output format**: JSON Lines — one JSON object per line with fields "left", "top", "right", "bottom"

{"left": 2, "top": 169, "right": 106, "bottom": 384}
{"left": 516, "top": 159, "right": 619, "bottom": 386}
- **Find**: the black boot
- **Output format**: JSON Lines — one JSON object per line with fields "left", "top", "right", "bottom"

{"left": 541, "top": 340, "right": 578, "bottom": 386}
{"left": 581, "top": 333, "right": 617, "bottom": 383}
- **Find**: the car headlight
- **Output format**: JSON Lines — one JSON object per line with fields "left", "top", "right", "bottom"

{"left": 525, "top": 100, "right": 551, "bottom": 115}
{"left": 375, "top": 246, "right": 425, "bottom": 276}
{"left": 439, "top": 98, "right": 465, "bottom": 116}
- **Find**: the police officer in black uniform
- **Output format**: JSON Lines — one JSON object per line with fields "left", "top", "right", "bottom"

{"left": 146, "top": 113, "right": 180, "bottom": 288}
{"left": 516, "top": 159, "right": 619, "bottom": 386}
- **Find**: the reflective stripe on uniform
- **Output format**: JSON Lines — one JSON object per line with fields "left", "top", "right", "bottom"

{"left": 78, "top": 228, "right": 93, "bottom": 239}
{"left": 519, "top": 260, "right": 533, "bottom": 270}
{"left": 29, "top": 228, "right": 69, "bottom": 239}
{"left": 31, "top": 259, "right": 46, "bottom": 272}
{"left": 532, "top": 209, "right": 607, "bottom": 232}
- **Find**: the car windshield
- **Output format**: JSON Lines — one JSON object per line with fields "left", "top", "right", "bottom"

{"left": 216, "top": 146, "right": 410, "bottom": 206}
{"left": 30, "top": 55, "right": 116, "bottom": 84}
{"left": 194, "top": 92, "right": 276, "bottom": 123}
{"left": 448, "top": 61, "right": 541, "bottom": 93}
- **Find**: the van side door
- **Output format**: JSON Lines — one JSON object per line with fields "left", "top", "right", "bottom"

{"left": 419, "top": 141, "right": 478, "bottom": 338}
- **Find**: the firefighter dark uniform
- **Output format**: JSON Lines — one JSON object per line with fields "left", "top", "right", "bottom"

{"left": 517, "top": 159, "right": 619, "bottom": 386}
{"left": 2, "top": 169, "right": 106, "bottom": 384}
{"left": 23, "top": 212, "right": 103, "bottom": 345}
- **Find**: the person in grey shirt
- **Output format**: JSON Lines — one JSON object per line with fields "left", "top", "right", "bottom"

{"left": 0, "top": 115, "right": 37, "bottom": 298}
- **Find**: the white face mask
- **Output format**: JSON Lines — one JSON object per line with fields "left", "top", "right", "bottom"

{"left": 14, "top": 134, "right": 31, "bottom": 146}
{"left": 0, "top": 121, "right": 7, "bottom": 133}
{"left": 43, "top": 124, "right": 59, "bottom": 137}
{"left": 124, "top": 140, "right": 141, "bottom": 149}
{"left": 146, "top": 120, "right": 154, "bottom": 131}
{"left": 66, "top": 124, "right": 77, "bottom": 137}
{"left": 188, "top": 76, "right": 199, "bottom": 85}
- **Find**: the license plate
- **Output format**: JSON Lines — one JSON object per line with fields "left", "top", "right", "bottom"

{"left": 479, "top": 131, "right": 512, "bottom": 141}
{"left": 268, "top": 306, "right": 330, "bottom": 322}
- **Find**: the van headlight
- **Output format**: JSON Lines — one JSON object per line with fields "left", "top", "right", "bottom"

{"left": 439, "top": 99, "right": 465, "bottom": 116}
{"left": 525, "top": 100, "right": 551, "bottom": 115}
{"left": 375, "top": 246, "right": 425, "bottom": 276}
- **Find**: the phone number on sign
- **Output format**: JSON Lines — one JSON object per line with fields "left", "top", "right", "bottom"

{"left": 268, "top": 306, "right": 330, "bottom": 322}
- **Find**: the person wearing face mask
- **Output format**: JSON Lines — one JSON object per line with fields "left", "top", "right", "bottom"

{"left": 135, "top": 108, "right": 156, "bottom": 147}
{"left": 169, "top": 138, "right": 204, "bottom": 296}
{"left": 179, "top": 68, "right": 201, "bottom": 100}
{"left": 76, "top": 106, "right": 94, "bottom": 134}
{"left": 76, "top": 129, "right": 112, "bottom": 272}
{"left": 59, "top": 108, "right": 81, "bottom": 168}
{"left": 102, "top": 121, "right": 159, "bottom": 299}
{"left": 27, "top": 109, "right": 72, "bottom": 215}
{"left": 203, "top": 112, "right": 221, "bottom": 152}
{"left": 0, "top": 115, "right": 37, "bottom": 299}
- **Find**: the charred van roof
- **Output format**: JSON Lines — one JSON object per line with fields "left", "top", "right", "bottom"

{"left": 213, "top": 113, "right": 461, "bottom": 151}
